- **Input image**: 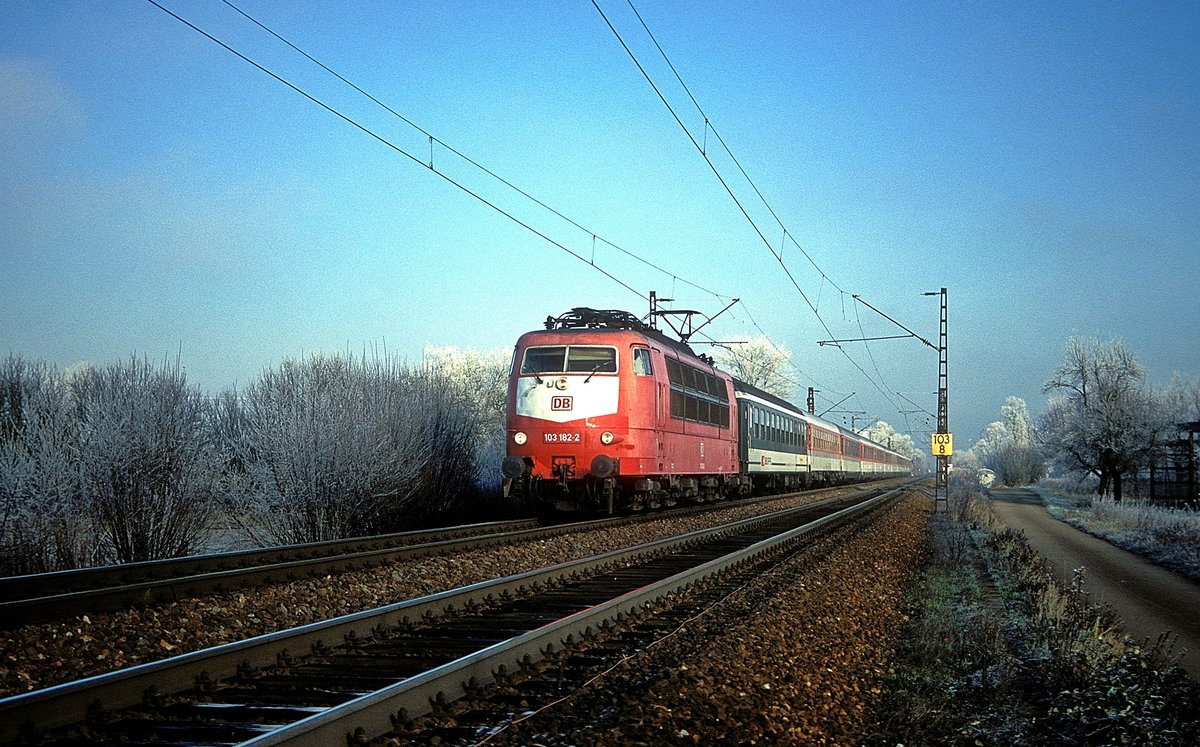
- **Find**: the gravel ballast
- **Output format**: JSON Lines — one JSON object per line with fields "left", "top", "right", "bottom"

{"left": 479, "top": 491, "right": 930, "bottom": 745}
{"left": 2, "top": 489, "right": 879, "bottom": 697}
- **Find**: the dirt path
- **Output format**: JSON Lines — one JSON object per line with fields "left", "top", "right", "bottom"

{"left": 989, "top": 488, "right": 1200, "bottom": 679}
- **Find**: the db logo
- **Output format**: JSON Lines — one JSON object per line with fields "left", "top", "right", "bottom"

{"left": 551, "top": 396, "right": 573, "bottom": 411}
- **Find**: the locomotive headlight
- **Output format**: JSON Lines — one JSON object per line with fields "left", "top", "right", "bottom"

{"left": 555, "top": 377, "right": 568, "bottom": 390}
{"left": 513, "top": 431, "right": 527, "bottom": 445}
{"left": 600, "top": 431, "right": 615, "bottom": 445}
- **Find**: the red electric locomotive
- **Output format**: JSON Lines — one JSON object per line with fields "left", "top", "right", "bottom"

{"left": 501, "top": 308, "right": 746, "bottom": 511}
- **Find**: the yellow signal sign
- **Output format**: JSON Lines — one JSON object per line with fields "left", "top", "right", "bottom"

{"left": 931, "top": 432, "right": 954, "bottom": 457}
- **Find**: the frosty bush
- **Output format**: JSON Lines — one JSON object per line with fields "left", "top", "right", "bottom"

{"left": 421, "top": 345, "right": 509, "bottom": 492}
{"left": 0, "top": 356, "right": 96, "bottom": 574}
{"left": 1082, "top": 497, "right": 1200, "bottom": 579}
{"left": 989, "top": 444, "right": 1048, "bottom": 487}
{"left": 219, "top": 353, "right": 480, "bottom": 545}
{"left": 70, "top": 356, "right": 222, "bottom": 563}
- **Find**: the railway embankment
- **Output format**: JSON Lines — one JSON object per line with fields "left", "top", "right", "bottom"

{"left": 458, "top": 487, "right": 1200, "bottom": 746}
{"left": 0, "top": 488, "right": 849, "bottom": 697}
{"left": 864, "top": 487, "right": 1200, "bottom": 746}
{"left": 471, "top": 489, "right": 931, "bottom": 745}
{"left": 9, "top": 482, "right": 1194, "bottom": 744}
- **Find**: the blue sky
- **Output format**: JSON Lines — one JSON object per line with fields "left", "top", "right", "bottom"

{"left": 2, "top": 0, "right": 1197, "bottom": 447}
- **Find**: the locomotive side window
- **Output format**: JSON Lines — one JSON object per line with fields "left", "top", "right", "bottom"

{"left": 670, "top": 389, "right": 686, "bottom": 418}
{"left": 632, "top": 347, "right": 653, "bottom": 376}
{"left": 665, "top": 355, "right": 730, "bottom": 428}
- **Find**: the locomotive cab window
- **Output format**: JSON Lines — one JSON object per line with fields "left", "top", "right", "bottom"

{"left": 566, "top": 346, "right": 617, "bottom": 373}
{"left": 632, "top": 347, "right": 653, "bottom": 376}
{"left": 521, "top": 346, "right": 617, "bottom": 375}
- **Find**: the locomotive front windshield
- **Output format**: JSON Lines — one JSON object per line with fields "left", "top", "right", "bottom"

{"left": 521, "top": 345, "right": 617, "bottom": 375}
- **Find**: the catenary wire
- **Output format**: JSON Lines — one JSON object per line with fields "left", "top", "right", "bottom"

{"left": 153, "top": 0, "right": 915, "bottom": 441}
{"left": 170, "top": 1, "right": 841, "bottom": 409}
{"left": 622, "top": 0, "right": 846, "bottom": 296}
{"left": 217, "top": 0, "right": 733, "bottom": 305}
{"left": 592, "top": 0, "right": 909, "bottom": 423}
{"left": 145, "top": 0, "right": 650, "bottom": 300}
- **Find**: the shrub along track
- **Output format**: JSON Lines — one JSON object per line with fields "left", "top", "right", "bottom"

{"left": 413, "top": 490, "right": 930, "bottom": 746}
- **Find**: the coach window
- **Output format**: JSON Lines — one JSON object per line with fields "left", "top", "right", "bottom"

{"left": 632, "top": 347, "right": 653, "bottom": 376}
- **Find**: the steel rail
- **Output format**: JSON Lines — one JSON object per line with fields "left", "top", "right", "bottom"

{"left": 0, "top": 520, "right": 536, "bottom": 603}
{"left": 245, "top": 487, "right": 902, "bottom": 746}
{"left": 0, "top": 506, "right": 733, "bottom": 626}
{"left": 0, "top": 480, "right": 904, "bottom": 627}
{"left": 0, "top": 487, "right": 902, "bottom": 743}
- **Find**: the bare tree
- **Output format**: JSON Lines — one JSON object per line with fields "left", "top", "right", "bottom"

{"left": 219, "top": 353, "right": 483, "bottom": 544}
{"left": 0, "top": 356, "right": 96, "bottom": 573}
{"left": 70, "top": 356, "right": 221, "bottom": 563}
{"left": 714, "top": 335, "right": 793, "bottom": 400}
{"left": 1040, "top": 336, "right": 1163, "bottom": 501}
{"left": 1162, "top": 374, "right": 1200, "bottom": 424}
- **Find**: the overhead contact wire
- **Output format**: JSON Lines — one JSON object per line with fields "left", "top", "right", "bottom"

{"left": 619, "top": 0, "right": 844, "bottom": 293}
{"left": 218, "top": 0, "right": 731, "bottom": 305}
{"left": 146, "top": 0, "right": 645, "bottom": 300}
{"left": 595, "top": 0, "right": 905, "bottom": 420}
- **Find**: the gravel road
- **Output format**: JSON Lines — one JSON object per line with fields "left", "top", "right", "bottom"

{"left": 989, "top": 488, "right": 1200, "bottom": 679}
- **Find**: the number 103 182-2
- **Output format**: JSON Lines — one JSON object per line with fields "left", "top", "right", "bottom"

{"left": 544, "top": 432, "right": 581, "bottom": 443}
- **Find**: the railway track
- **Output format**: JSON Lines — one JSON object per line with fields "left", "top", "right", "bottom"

{"left": 0, "top": 482, "right": 901, "bottom": 627}
{"left": 0, "top": 519, "right": 537, "bottom": 627}
{"left": 0, "top": 485, "right": 905, "bottom": 745}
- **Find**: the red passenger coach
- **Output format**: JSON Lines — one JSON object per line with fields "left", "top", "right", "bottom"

{"left": 502, "top": 308, "right": 743, "bottom": 512}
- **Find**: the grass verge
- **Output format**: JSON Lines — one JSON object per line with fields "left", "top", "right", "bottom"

{"left": 864, "top": 486, "right": 1200, "bottom": 746}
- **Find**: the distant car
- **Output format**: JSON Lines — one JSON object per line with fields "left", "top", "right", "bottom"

{"left": 978, "top": 468, "right": 996, "bottom": 488}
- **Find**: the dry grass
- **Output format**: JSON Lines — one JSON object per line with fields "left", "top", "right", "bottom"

{"left": 1046, "top": 494, "right": 1200, "bottom": 580}
{"left": 864, "top": 487, "right": 1200, "bottom": 745}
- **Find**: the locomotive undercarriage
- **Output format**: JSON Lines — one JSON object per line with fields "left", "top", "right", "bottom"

{"left": 504, "top": 461, "right": 877, "bottom": 513}
{"left": 504, "top": 466, "right": 747, "bottom": 514}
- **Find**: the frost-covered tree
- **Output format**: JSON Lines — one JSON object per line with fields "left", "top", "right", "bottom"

{"left": 1040, "top": 336, "right": 1163, "bottom": 501}
{"left": 70, "top": 356, "right": 222, "bottom": 563}
{"left": 0, "top": 356, "right": 95, "bottom": 573}
{"left": 422, "top": 345, "right": 509, "bottom": 489}
{"left": 219, "top": 353, "right": 480, "bottom": 544}
{"left": 714, "top": 335, "right": 793, "bottom": 400}
{"left": 1162, "top": 374, "right": 1200, "bottom": 424}
{"left": 972, "top": 421, "right": 1011, "bottom": 466}
{"left": 1001, "top": 395, "right": 1035, "bottom": 448}
{"left": 969, "top": 397, "right": 1046, "bottom": 486}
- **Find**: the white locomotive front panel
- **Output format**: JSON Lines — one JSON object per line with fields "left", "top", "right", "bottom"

{"left": 514, "top": 375, "right": 620, "bottom": 424}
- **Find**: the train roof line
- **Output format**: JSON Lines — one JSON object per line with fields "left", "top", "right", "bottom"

{"left": 542, "top": 307, "right": 703, "bottom": 360}
{"left": 732, "top": 377, "right": 905, "bottom": 456}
